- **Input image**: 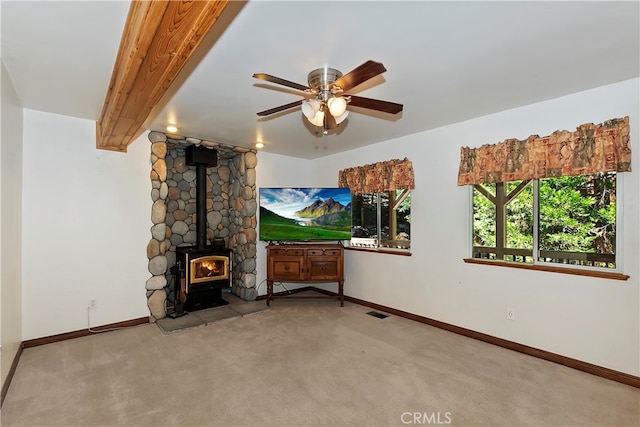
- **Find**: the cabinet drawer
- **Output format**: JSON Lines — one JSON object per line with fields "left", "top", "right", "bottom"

{"left": 307, "top": 248, "right": 342, "bottom": 257}
{"left": 270, "top": 248, "right": 304, "bottom": 257}
{"left": 269, "top": 258, "right": 305, "bottom": 280}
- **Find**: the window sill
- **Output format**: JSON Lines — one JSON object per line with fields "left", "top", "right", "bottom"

{"left": 463, "top": 258, "right": 629, "bottom": 281}
{"left": 345, "top": 246, "right": 412, "bottom": 256}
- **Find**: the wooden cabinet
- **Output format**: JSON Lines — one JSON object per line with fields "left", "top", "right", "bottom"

{"left": 266, "top": 244, "right": 344, "bottom": 306}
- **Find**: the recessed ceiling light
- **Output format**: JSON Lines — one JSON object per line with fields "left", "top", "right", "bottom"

{"left": 166, "top": 125, "right": 178, "bottom": 133}
{"left": 255, "top": 142, "right": 264, "bottom": 149}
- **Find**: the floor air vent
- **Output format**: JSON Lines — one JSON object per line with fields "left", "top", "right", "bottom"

{"left": 366, "top": 311, "right": 389, "bottom": 319}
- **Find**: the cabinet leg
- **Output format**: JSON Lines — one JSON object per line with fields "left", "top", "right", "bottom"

{"left": 339, "top": 280, "right": 344, "bottom": 307}
{"left": 267, "top": 280, "right": 273, "bottom": 306}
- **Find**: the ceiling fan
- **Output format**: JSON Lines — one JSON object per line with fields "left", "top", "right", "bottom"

{"left": 253, "top": 60, "right": 403, "bottom": 134}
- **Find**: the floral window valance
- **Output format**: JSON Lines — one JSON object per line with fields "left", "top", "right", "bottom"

{"left": 457, "top": 116, "right": 631, "bottom": 185}
{"left": 338, "top": 158, "right": 415, "bottom": 194}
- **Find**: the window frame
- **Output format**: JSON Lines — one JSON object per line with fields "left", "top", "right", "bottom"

{"left": 349, "top": 189, "right": 412, "bottom": 255}
{"left": 466, "top": 173, "right": 627, "bottom": 280}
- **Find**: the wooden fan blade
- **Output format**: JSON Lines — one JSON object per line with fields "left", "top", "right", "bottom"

{"left": 332, "top": 60, "right": 387, "bottom": 92}
{"left": 253, "top": 73, "right": 310, "bottom": 92}
{"left": 348, "top": 95, "right": 403, "bottom": 115}
{"left": 256, "top": 100, "right": 303, "bottom": 116}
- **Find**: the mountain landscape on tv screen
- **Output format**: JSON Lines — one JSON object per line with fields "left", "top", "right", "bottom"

{"left": 259, "top": 188, "right": 352, "bottom": 241}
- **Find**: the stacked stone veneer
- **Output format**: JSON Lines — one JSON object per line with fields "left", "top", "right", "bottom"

{"left": 146, "top": 131, "right": 258, "bottom": 320}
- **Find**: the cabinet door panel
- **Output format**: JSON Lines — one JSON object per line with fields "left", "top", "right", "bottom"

{"left": 307, "top": 257, "right": 340, "bottom": 280}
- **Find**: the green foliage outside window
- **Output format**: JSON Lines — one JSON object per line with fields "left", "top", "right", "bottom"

{"left": 539, "top": 173, "right": 616, "bottom": 255}
{"left": 473, "top": 184, "right": 496, "bottom": 247}
{"left": 472, "top": 173, "right": 616, "bottom": 267}
{"left": 506, "top": 181, "right": 533, "bottom": 249}
{"left": 397, "top": 192, "right": 411, "bottom": 223}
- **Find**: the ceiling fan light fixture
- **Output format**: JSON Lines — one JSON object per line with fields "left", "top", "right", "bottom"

{"left": 253, "top": 60, "right": 403, "bottom": 134}
{"left": 328, "top": 96, "right": 347, "bottom": 117}
{"left": 301, "top": 99, "right": 321, "bottom": 119}
{"left": 309, "top": 110, "right": 324, "bottom": 127}
{"left": 334, "top": 110, "right": 349, "bottom": 125}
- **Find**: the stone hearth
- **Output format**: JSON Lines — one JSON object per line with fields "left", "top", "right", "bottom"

{"left": 145, "top": 131, "right": 258, "bottom": 320}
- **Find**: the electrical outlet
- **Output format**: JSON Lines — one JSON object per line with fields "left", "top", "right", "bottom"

{"left": 506, "top": 307, "right": 515, "bottom": 321}
{"left": 88, "top": 299, "right": 97, "bottom": 309}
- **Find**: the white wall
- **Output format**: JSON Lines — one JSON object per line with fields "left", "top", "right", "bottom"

{"left": 298, "top": 78, "right": 639, "bottom": 376}
{"left": 21, "top": 110, "right": 151, "bottom": 340}
{"left": 1, "top": 61, "right": 23, "bottom": 386}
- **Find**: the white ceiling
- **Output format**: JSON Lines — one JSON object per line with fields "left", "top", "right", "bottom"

{"left": 2, "top": 1, "right": 639, "bottom": 160}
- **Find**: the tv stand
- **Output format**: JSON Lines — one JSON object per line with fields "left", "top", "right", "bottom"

{"left": 266, "top": 243, "right": 344, "bottom": 306}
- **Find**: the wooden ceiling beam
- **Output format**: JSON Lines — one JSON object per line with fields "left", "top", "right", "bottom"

{"left": 96, "top": 0, "right": 230, "bottom": 152}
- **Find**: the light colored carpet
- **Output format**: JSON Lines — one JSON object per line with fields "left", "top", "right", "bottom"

{"left": 2, "top": 294, "right": 639, "bottom": 426}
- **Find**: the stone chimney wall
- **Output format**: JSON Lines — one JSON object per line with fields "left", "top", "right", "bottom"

{"left": 145, "top": 131, "right": 258, "bottom": 320}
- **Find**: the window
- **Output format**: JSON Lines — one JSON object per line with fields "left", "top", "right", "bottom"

{"left": 351, "top": 190, "right": 411, "bottom": 250}
{"left": 338, "top": 158, "right": 415, "bottom": 252}
{"left": 472, "top": 172, "right": 617, "bottom": 269}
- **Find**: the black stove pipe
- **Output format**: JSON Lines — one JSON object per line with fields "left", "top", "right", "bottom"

{"left": 185, "top": 145, "right": 218, "bottom": 249}
{"left": 195, "top": 163, "right": 207, "bottom": 248}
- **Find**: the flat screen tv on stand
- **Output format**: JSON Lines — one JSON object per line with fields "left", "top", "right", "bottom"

{"left": 258, "top": 187, "right": 352, "bottom": 243}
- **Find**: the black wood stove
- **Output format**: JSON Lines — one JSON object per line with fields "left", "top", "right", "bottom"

{"left": 170, "top": 145, "right": 232, "bottom": 316}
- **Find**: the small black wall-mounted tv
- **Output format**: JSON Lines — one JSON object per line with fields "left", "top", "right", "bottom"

{"left": 259, "top": 187, "right": 352, "bottom": 242}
